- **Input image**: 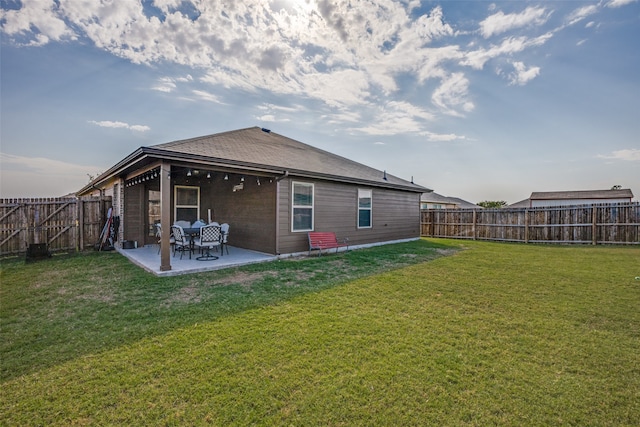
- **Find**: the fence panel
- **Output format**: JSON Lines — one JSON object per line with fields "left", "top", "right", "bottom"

{"left": 0, "top": 197, "right": 112, "bottom": 257}
{"left": 421, "top": 202, "right": 640, "bottom": 245}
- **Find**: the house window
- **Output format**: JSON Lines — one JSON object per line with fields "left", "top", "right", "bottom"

{"left": 148, "top": 190, "right": 160, "bottom": 237}
{"left": 358, "top": 189, "right": 372, "bottom": 228}
{"left": 174, "top": 185, "right": 200, "bottom": 224}
{"left": 292, "top": 182, "right": 314, "bottom": 232}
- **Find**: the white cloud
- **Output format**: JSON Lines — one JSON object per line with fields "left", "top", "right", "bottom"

{"left": 567, "top": 5, "right": 599, "bottom": 26}
{"left": 192, "top": 90, "right": 222, "bottom": 103}
{"left": 258, "top": 103, "right": 300, "bottom": 113}
{"left": 607, "top": 0, "right": 637, "bottom": 7}
{"left": 348, "top": 100, "right": 435, "bottom": 135}
{"left": 509, "top": 61, "right": 540, "bottom": 85}
{"left": 152, "top": 77, "right": 177, "bottom": 93}
{"left": 386, "top": 101, "right": 434, "bottom": 121}
{"left": 323, "top": 110, "right": 362, "bottom": 124}
{"left": 598, "top": 149, "right": 640, "bottom": 161}
{"left": 89, "top": 120, "right": 129, "bottom": 129}
{"left": 88, "top": 120, "right": 150, "bottom": 132}
{"left": 431, "top": 73, "right": 474, "bottom": 117}
{"left": 479, "top": 6, "right": 550, "bottom": 38}
{"left": 0, "top": 1, "right": 75, "bottom": 45}
{"left": 462, "top": 32, "right": 553, "bottom": 70}
{"left": 0, "top": 2, "right": 459, "bottom": 116}
{"left": 256, "top": 114, "right": 290, "bottom": 122}
{"left": 0, "top": 0, "right": 618, "bottom": 138}
{"left": 420, "top": 132, "right": 466, "bottom": 142}
{"left": 129, "top": 125, "right": 152, "bottom": 132}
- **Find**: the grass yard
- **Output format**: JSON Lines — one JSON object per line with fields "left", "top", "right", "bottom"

{"left": 1, "top": 239, "right": 639, "bottom": 425}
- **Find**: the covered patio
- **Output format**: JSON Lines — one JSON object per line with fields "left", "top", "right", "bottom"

{"left": 117, "top": 243, "right": 277, "bottom": 277}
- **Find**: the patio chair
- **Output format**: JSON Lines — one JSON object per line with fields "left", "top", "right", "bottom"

{"left": 174, "top": 220, "right": 191, "bottom": 229}
{"left": 220, "top": 223, "right": 230, "bottom": 255}
{"left": 171, "top": 225, "right": 191, "bottom": 259}
{"left": 156, "top": 224, "right": 175, "bottom": 254}
{"left": 192, "top": 219, "right": 206, "bottom": 229}
{"left": 193, "top": 224, "right": 222, "bottom": 260}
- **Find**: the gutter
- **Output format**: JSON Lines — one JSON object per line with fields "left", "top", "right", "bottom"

{"left": 275, "top": 170, "right": 289, "bottom": 182}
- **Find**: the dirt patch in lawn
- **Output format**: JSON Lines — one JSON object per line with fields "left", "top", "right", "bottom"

{"left": 213, "top": 271, "right": 278, "bottom": 286}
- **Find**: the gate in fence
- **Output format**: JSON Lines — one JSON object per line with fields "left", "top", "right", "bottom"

{"left": 0, "top": 196, "right": 112, "bottom": 257}
{"left": 421, "top": 202, "right": 640, "bottom": 245}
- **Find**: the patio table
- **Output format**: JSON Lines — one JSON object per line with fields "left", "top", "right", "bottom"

{"left": 184, "top": 226, "right": 224, "bottom": 261}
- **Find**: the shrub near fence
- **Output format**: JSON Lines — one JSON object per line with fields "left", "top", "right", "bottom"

{"left": 0, "top": 197, "right": 112, "bottom": 257}
{"left": 421, "top": 202, "right": 640, "bottom": 245}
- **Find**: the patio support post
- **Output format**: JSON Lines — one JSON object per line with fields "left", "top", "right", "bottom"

{"left": 160, "top": 161, "right": 172, "bottom": 271}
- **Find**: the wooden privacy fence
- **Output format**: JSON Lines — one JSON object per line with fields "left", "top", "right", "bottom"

{"left": 0, "top": 197, "right": 112, "bottom": 257}
{"left": 421, "top": 202, "right": 640, "bottom": 245}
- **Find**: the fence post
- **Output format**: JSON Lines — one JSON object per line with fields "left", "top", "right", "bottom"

{"left": 524, "top": 209, "right": 529, "bottom": 243}
{"left": 77, "top": 198, "right": 84, "bottom": 252}
{"left": 472, "top": 209, "right": 477, "bottom": 240}
{"left": 592, "top": 206, "right": 597, "bottom": 245}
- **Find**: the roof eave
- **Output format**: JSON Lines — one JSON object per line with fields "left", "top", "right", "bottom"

{"left": 77, "top": 147, "right": 148, "bottom": 195}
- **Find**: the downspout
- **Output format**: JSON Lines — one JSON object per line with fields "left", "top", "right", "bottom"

{"left": 90, "top": 184, "right": 104, "bottom": 197}
{"left": 275, "top": 171, "right": 289, "bottom": 182}
{"left": 274, "top": 171, "right": 288, "bottom": 255}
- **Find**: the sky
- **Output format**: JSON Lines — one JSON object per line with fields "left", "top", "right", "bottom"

{"left": 1, "top": 0, "right": 639, "bottom": 204}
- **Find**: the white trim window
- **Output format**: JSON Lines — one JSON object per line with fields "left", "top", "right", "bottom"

{"left": 292, "top": 182, "right": 314, "bottom": 232}
{"left": 358, "top": 189, "right": 372, "bottom": 229}
{"left": 174, "top": 185, "right": 200, "bottom": 224}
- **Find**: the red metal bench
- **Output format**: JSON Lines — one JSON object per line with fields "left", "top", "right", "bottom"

{"left": 308, "top": 231, "right": 349, "bottom": 256}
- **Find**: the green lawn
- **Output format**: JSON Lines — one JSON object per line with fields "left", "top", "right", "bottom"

{"left": 1, "top": 239, "right": 639, "bottom": 425}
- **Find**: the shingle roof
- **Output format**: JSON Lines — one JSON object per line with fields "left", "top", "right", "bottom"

{"left": 420, "top": 192, "right": 480, "bottom": 208}
{"left": 448, "top": 197, "right": 481, "bottom": 209}
{"left": 420, "top": 192, "right": 455, "bottom": 204}
{"left": 79, "top": 127, "right": 429, "bottom": 195}
{"left": 149, "top": 127, "right": 427, "bottom": 192}
{"left": 508, "top": 199, "right": 531, "bottom": 208}
{"left": 530, "top": 189, "right": 633, "bottom": 200}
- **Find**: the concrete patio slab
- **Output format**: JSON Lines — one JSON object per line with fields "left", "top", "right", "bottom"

{"left": 116, "top": 244, "right": 277, "bottom": 276}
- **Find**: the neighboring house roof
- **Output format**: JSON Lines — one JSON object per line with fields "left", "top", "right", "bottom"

{"left": 530, "top": 189, "right": 633, "bottom": 200}
{"left": 508, "top": 199, "right": 530, "bottom": 208}
{"left": 79, "top": 127, "right": 430, "bottom": 194}
{"left": 448, "top": 197, "right": 482, "bottom": 209}
{"left": 509, "top": 189, "right": 634, "bottom": 207}
{"left": 420, "top": 192, "right": 480, "bottom": 208}
{"left": 420, "top": 192, "right": 454, "bottom": 204}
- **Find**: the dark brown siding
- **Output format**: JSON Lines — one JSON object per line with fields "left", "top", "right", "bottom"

{"left": 171, "top": 173, "right": 277, "bottom": 254}
{"left": 277, "top": 178, "right": 421, "bottom": 254}
{"left": 202, "top": 175, "right": 277, "bottom": 254}
{"left": 124, "top": 184, "right": 145, "bottom": 245}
